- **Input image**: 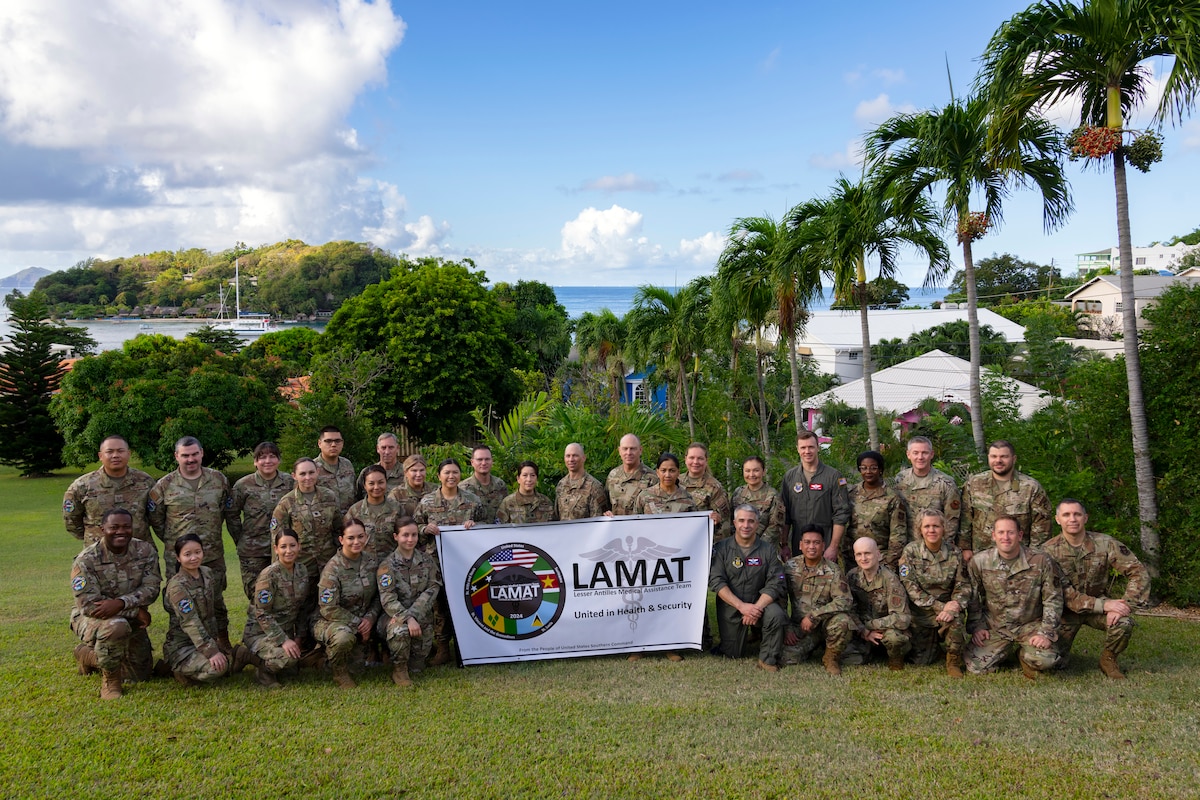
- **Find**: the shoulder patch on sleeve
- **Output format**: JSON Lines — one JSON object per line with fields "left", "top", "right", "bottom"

{"left": 320, "top": 587, "right": 335, "bottom": 604}
{"left": 257, "top": 589, "right": 272, "bottom": 605}
{"left": 225, "top": 496, "right": 234, "bottom": 509}
{"left": 178, "top": 598, "right": 194, "bottom": 614}
{"left": 898, "top": 565, "right": 909, "bottom": 578}
{"left": 147, "top": 499, "right": 157, "bottom": 512}
{"left": 838, "top": 477, "right": 847, "bottom": 486}
{"left": 379, "top": 573, "right": 393, "bottom": 588}
{"left": 72, "top": 576, "right": 86, "bottom": 592}
{"left": 63, "top": 499, "right": 75, "bottom": 513}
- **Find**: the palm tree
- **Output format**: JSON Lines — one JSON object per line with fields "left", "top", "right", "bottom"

{"left": 714, "top": 216, "right": 795, "bottom": 451}
{"left": 864, "top": 93, "right": 1072, "bottom": 455}
{"left": 790, "top": 176, "right": 949, "bottom": 449}
{"left": 624, "top": 279, "right": 711, "bottom": 439}
{"left": 976, "top": 0, "right": 1200, "bottom": 574}
{"left": 574, "top": 309, "right": 629, "bottom": 404}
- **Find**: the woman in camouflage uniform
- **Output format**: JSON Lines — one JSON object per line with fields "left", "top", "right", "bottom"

{"left": 497, "top": 461, "right": 554, "bottom": 524}
{"left": 347, "top": 464, "right": 402, "bottom": 561}
{"left": 228, "top": 442, "right": 294, "bottom": 600}
{"left": 730, "top": 456, "right": 787, "bottom": 555}
{"left": 844, "top": 450, "right": 908, "bottom": 570}
{"left": 163, "top": 534, "right": 239, "bottom": 685}
{"left": 630, "top": 453, "right": 698, "bottom": 663}
{"left": 415, "top": 459, "right": 485, "bottom": 666}
{"left": 241, "top": 527, "right": 311, "bottom": 688}
{"left": 313, "top": 518, "right": 381, "bottom": 688}
{"left": 633, "top": 453, "right": 698, "bottom": 516}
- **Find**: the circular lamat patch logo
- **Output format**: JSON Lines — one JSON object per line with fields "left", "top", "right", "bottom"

{"left": 465, "top": 543, "right": 564, "bottom": 640}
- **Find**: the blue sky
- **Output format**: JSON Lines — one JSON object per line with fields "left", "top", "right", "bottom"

{"left": 0, "top": 1, "right": 1196, "bottom": 286}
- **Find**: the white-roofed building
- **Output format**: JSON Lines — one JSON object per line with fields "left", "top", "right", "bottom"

{"left": 1064, "top": 274, "right": 1200, "bottom": 335}
{"left": 768, "top": 308, "right": 1027, "bottom": 384}
{"left": 799, "top": 349, "right": 1051, "bottom": 434}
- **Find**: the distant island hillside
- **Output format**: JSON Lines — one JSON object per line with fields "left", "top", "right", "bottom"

{"left": 1, "top": 267, "right": 53, "bottom": 290}
{"left": 29, "top": 240, "right": 402, "bottom": 319}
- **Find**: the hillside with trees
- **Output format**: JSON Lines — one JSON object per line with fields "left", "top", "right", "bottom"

{"left": 32, "top": 240, "right": 401, "bottom": 319}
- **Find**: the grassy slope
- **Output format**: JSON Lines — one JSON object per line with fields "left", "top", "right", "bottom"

{"left": 2, "top": 466, "right": 1198, "bottom": 800}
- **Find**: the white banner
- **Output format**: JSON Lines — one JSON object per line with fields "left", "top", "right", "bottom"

{"left": 437, "top": 512, "right": 713, "bottom": 665}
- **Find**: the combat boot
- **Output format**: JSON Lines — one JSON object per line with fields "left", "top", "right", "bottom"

{"left": 822, "top": 647, "right": 844, "bottom": 676}
{"left": 217, "top": 632, "right": 234, "bottom": 655}
{"left": 429, "top": 640, "right": 453, "bottom": 667}
{"left": 391, "top": 664, "right": 413, "bottom": 687}
{"left": 887, "top": 653, "right": 905, "bottom": 672}
{"left": 229, "top": 644, "right": 250, "bottom": 675}
{"left": 1099, "top": 649, "right": 1126, "bottom": 680}
{"left": 74, "top": 643, "right": 99, "bottom": 676}
{"left": 946, "top": 652, "right": 965, "bottom": 679}
{"left": 1018, "top": 653, "right": 1038, "bottom": 681}
{"left": 100, "top": 668, "right": 123, "bottom": 700}
{"left": 331, "top": 664, "right": 356, "bottom": 689}
{"left": 298, "top": 647, "right": 326, "bottom": 671}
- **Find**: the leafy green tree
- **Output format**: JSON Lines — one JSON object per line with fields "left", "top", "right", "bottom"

{"left": 991, "top": 297, "right": 1083, "bottom": 335}
{"left": 1010, "top": 314, "right": 1088, "bottom": 395}
{"left": 491, "top": 280, "right": 571, "bottom": 381}
{"left": 866, "top": 93, "right": 1071, "bottom": 455}
{"left": 978, "top": 0, "right": 1200, "bottom": 572}
{"left": 321, "top": 259, "right": 523, "bottom": 443}
{"left": 0, "top": 291, "right": 72, "bottom": 475}
{"left": 945, "top": 252, "right": 1062, "bottom": 303}
{"left": 789, "top": 176, "right": 949, "bottom": 449}
{"left": 242, "top": 327, "right": 322, "bottom": 373}
{"left": 187, "top": 325, "right": 245, "bottom": 352}
{"left": 51, "top": 334, "right": 287, "bottom": 470}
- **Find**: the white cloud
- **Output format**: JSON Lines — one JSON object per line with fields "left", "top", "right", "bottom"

{"left": 809, "top": 139, "right": 865, "bottom": 170}
{"left": 678, "top": 232, "right": 726, "bottom": 264}
{"left": 854, "top": 93, "right": 916, "bottom": 126}
{"left": 579, "top": 173, "right": 662, "bottom": 193}
{"left": 0, "top": 0, "right": 411, "bottom": 266}
{"left": 559, "top": 205, "right": 662, "bottom": 268}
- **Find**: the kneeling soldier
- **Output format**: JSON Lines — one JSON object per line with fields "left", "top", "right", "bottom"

{"left": 844, "top": 537, "right": 911, "bottom": 670}
{"left": 709, "top": 505, "right": 788, "bottom": 671}
{"left": 1042, "top": 499, "right": 1150, "bottom": 679}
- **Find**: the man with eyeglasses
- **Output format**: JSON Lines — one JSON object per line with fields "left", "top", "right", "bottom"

{"left": 314, "top": 426, "right": 356, "bottom": 514}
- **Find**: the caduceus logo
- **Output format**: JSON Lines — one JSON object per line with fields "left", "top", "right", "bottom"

{"left": 465, "top": 543, "right": 564, "bottom": 640}
{"left": 578, "top": 536, "right": 681, "bottom": 631}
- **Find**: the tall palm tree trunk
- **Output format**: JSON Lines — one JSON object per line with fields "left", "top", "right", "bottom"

{"left": 1113, "top": 147, "right": 1160, "bottom": 575}
{"left": 679, "top": 362, "right": 696, "bottom": 439}
{"left": 754, "top": 331, "right": 771, "bottom": 454}
{"left": 856, "top": 291, "right": 880, "bottom": 450}
{"left": 962, "top": 237, "right": 986, "bottom": 456}
{"left": 856, "top": 255, "right": 880, "bottom": 450}
{"left": 788, "top": 326, "right": 805, "bottom": 435}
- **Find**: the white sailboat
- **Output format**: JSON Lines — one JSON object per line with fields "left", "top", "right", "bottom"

{"left": 212, "top": 259, "right": 275, "bottom": 334}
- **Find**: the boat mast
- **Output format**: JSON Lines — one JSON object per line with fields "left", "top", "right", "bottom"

{"left": 234, "top": 258, "right": 242, "bottom": 320}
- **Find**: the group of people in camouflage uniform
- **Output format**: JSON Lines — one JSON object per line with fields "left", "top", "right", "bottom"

{"left": 66, "top": 426, "right": 1149, "bottom": 699}
{"left": 718, "top": 431, "right": 1150, "bottom": 680}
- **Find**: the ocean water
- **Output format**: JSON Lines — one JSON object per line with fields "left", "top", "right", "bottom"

{"left": 553, "top": 285, "right": 951, "bottom": 320}
{"left": 2, "top": 284, "right": 950, "bottom": 352}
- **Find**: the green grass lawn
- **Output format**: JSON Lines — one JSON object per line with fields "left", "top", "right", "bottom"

{"left": 2, "top": 466, "right": 1198, "bottom": 799}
